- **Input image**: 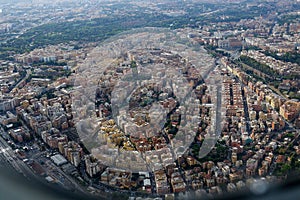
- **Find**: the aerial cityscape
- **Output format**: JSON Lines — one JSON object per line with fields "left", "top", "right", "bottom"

{"left": 0, "top": 0, "right": 299, "bottom": 199}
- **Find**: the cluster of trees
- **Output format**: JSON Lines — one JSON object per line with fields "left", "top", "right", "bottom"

{"left": 0, "top": 13, "right": 182, "bottom": 59}
{"left": 31, "top": 60, "right": 67, "bottom": 67}
{"left": 0, "top": 1, "right": 292, "bottom": 62}
{"left": 240, "top": 55, "right": 280, "bottom": 79}
{"left": 191, "top": 141, "right": 229, "bottom": 163}
{"left": 264, "top": 51, "right": 300, "bottom": 66}
{"left": 278, "top": 14, "right": 300, "bottom": 25}
{"left": 217, "top": 5, "right": 272, "bottom": 22}
{"left": 275, "top": 153, "right": 300, "bottom": 177}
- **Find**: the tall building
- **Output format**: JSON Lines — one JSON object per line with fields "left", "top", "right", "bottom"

{"left": 280, "top": 101, "right": 300, "bottom": 122}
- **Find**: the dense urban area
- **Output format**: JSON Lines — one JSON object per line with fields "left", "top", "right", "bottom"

{"left": 0, "top": 0, "right": 299, "bottom": 199}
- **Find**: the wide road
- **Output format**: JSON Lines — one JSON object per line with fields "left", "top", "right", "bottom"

{"left": 204, "top": 60, "right": 223, "bottom": 137}
{"left": 0, "top": 135, "right": 37, "bottom": 180}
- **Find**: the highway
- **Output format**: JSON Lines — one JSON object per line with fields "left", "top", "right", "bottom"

{"left": 0, "top": 131, "right": 90, "bottom": 196}
{"left": 12, "top": 69, "right": 32, "bottom": 92}
{"left": 0, "top": 134, "right": 37, "bottom": 180}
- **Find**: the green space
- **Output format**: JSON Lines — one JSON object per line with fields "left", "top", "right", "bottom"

{"left": 0, "top": 1, "right": 287, "bottom": 62}
{"left": 0, "top": 14, "right": 179, "bottom": 59}
{"left": 191, "top": 141, "right": 229, "bottom": 163}
{"left": 278, "top": 14, "right": 300, "bottom": 25}
{"left": 240, "top": 55, "right": 280, "bottom": 79}
{"left": 264, "top": 51, "right": 300, "bottom": 66}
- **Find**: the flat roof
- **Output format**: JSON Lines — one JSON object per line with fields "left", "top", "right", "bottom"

{"left": 50, "top": 154, "right": 67, "bottom": 166}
